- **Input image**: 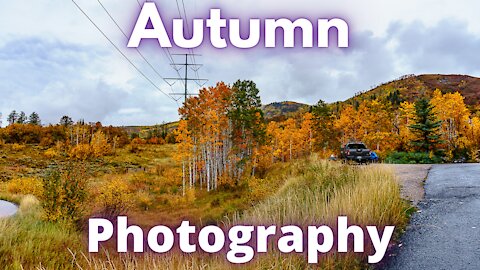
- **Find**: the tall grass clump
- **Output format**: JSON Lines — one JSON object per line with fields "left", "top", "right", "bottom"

{"left": 233, "top": 158, "right": 409, "bottom": 269}
{"left": 238, "top": 158, "right": 409, "bottom": 228}
{"left": 0, "top": 195, "right": 83, "bottom": 270}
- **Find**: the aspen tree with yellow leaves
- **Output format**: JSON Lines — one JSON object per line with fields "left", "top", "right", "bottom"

{"left": 398, "top": 101, "right": 417, "bottom": 151}
{"left": 300, "top": 112, "right": 314, "bottom": 155}
{"left": 174, "top": 120, "right": 193, "bottom": 195}
{"left": 430, "top": 89, "right": 471, "bottom": 159}
{"left": 177, "top": 81, "right": 265, "bottom": 192}
{"left": 335, "top": 105, "right": 361, "bottom": 144}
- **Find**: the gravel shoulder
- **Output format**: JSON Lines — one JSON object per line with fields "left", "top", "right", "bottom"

{"left": 381, "top": 164, "right": 432, "bottom": 205}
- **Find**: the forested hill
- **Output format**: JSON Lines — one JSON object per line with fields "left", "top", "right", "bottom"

{"left": 262, "top": 75, "right": 480, "bottom": 120}
{"left": 261, "top": 101, "right": 310, "bottom": 120}
{"left": 344, "top": 74, "right": 480, "bottom": 109}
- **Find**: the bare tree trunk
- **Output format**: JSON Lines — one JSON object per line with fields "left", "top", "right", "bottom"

{"left": 182, "top": 161, "right": 186, "bottom": 196}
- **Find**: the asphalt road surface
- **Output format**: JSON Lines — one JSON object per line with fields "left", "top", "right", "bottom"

{"left": 385, "top": 164, "right": 480, "bottom": 270}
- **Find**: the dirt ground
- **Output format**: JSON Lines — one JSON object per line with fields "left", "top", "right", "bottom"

{"left": 382, "top": 164, "right": 432, "bottom": 205}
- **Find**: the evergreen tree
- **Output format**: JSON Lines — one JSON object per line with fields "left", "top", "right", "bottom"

{"left": 311, "top": 99, "right": 337, "bottom": 150}
{"left": 59, "top": 115, "right": 73, "bottom": 127}
{"left": 17, "top": 111, "right": 27, "bottom": 124}
{"left": 409, "top": 98, "right": 442, "bottom": 152}
{"left": 160, "top": 122, "right": 168, "bottom": 139}
{"left": 7, "top": 110, "right": 18, "bottom": 125}
{"left": 28, "top": 112, "right": 41, "bottom": 126}
{"left": 312, "top": 100, "right": 330, "bottom": 117}
{"left": 229, "top": 80, "right": 266, "bottom": 154}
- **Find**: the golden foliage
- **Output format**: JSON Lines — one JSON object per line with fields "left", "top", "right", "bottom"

{"left": 91, "top": 130, "right": 111, "bottom": 157}
{"left": 184, "top": 187, "right": 196, "bottom": 203}
{"left": 135, "top": 190, "right": 154, "bottom": 211}
{"left": 11, "top": 143, "right": 26, "bottom": 151}
{"left": 264, "top": 114, "right": 315, "bottom": 163}
{"left": 43, "top": 147, "right": 59, "bottom": 159}
{"left": 131, "top": 138, "right": 146, "bottom": 145}
{"left": 431, "top": 89, "right": 471, "bottom": 151}
{"left": 7, "top": 177, "right": 43, "bottom": 197}
{"left": 41, "top": 165, "right": 87, "bottom": 224}
{"left": 398, "top": 101, "right": 417, "bottom": 151}
{"left": 96, "top": 176, "right": 133, "bottom": 217}
{"left": 69, "top": 144, "right": 92, "bottom": 160}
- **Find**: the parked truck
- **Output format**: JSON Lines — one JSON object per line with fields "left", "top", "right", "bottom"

{"left": 340, "top": 142, "right": 372, "bottom": 163}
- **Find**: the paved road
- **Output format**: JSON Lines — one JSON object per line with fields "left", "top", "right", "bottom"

{"left": 386, "top": 164, "right": 480, "bottom": 270}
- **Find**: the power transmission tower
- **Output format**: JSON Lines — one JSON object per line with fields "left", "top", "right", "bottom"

{"left": 165, "top": 53, "right": 208, "bottom": 103}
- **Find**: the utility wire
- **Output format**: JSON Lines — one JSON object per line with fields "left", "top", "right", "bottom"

{"left": 97, "top": 0, "right": 172, "bottom": 87}
{"left": 71, "top": 0, "right": 178, "bottom": 103}
{"left": 176, "top": 0, "right": 200, "bottom": 80}
{"left": 180, "top": 0, "right": 200, "bottom": 79}
{"left": 135, "top": 0, "right": 186, "bottom": 89}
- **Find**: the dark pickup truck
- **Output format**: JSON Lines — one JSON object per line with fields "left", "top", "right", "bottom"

{"left": 340, "top": 142, "right": 372, "bottom": 163}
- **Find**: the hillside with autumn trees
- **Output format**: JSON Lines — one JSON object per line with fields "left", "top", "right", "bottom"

{"left": 1, "top": 74, "right": 479, "bottom": 269}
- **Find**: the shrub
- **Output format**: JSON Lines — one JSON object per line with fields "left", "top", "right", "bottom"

{"left": 165, "top": 132, "right": 176, "bottom": 144}
{"left": 43, "top": 148, "right": 59, "bottom": 159}
{"left": 96, "top": 177, "right": 133, "bottom": 218}
{"left": 11, "top": 143, "right": 26, "bottom": 151}
{"left": 91, "top": 130, "right": 111, "bottom": 157}
{"left": 69, "top": 144, "right": 92, "bottom": 160}
{"left": 41, "top": 164, "right": 88, "bottom": 225}
{"left": 385, "top": 151, "right": 443, "bottom": 164}
{"left": 210, "top": 198, "right": 221, "bottom": 207}
{"left": 131, "top": 138, "right": 146, "bottom": 145}
{"left": 2, "top": 123, "right": 42, "bottom": 144}
{"left": 7, "top": 177, "right": 43, "bottom": 197}
{"left": 247, "top": 176, "right": 271, "bottom": 202}
{"left": 128, "top": 143, "right": 141, "bottom": 153}
{"left": 184, "top": 187, "right": 196, "bottom": 203}
{"left": 40, "top": 136, "right": 55, "bottom": 147}
{"left": 136, "top": 190, "right": 154, "bottom": 211}
{"left": 129, "top": 172, "right": 152, "bottom": 190}
{"left": 470, "top": 149, "right": 479, "bottom": 162}
{"left": 147, "top": 137, "right": 166, "bottom": 145}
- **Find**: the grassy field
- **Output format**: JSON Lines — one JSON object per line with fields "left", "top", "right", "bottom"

{"left": 0, "top": 144, "right": 411, "bottom": 269}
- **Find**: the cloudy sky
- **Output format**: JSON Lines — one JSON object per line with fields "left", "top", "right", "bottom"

{"left": 1, "top": 0, "right": 480, "bottom": 126}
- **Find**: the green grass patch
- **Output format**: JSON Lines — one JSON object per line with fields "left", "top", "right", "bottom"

{"left": 0, "top": 196, "right": 82, "bottom": 270}
{"left": 385, "top": 151, "right": 443, "bottom": 164}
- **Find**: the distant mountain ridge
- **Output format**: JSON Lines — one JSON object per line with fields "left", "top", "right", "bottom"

{"left": 261, "top": 101, "right": 310, "bottom": 120}
{"left": 345, "top": 74, "right": 480, "bottom": 108}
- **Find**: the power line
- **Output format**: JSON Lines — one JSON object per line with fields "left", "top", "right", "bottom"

{"left": 97, "top": 0, "right": 171, "bottom": 87}
{"left": 135, "top": 0, "right": 186, "bottom": 89}
{"left": 178, "top": 0, "right": 200, "bottom": 80}
{"left": 166, "top": 53, "right": 207, "bottom": 103}
{"left": 71, "top": 0, "right": 177, "bottom": 102}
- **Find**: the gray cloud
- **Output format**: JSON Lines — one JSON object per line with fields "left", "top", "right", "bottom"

{"left": 1, "top": 1, "right": 480, "bottom": 126}
{"left": 0, "top": 38, "right": 179, "bottom": 126}
{"left": 387, "top": 20, "right": 480, "bottom": 74}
